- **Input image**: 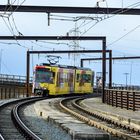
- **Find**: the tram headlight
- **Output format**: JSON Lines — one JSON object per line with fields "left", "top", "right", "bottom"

{"left": 35, "top": 82, "right": 41, "bottom": 89}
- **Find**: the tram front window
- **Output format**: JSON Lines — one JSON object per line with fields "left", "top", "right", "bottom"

{"left": 36, "top": 70, "right": 53, "bottom": 83}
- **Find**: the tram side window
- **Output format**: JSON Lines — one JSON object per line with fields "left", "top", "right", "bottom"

{"left": 87, "top": 74, "right": 92, "bottom": 83}
{"left": 76, "top": 73, "right": 92, "bottom": 83}
{"left": 82, "top": 74, "right": 91, "bottom": 83}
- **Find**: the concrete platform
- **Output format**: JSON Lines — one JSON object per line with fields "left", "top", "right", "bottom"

{"left": 82, "top": 97, "right": 140, "bottom": 130}
{"left": 34, "top": 98, "right": 110, "bottom": 140}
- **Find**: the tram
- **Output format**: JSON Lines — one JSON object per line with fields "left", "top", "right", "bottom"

{"left": 32, "top": 63, "right": 94, "bottom": 96}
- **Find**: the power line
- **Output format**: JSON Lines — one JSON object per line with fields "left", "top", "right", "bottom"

{"left": 77, "top": 0, "right": 109, "bottom": 30}
{"left": 75, "top": 2, "right": 140, "bottom": 36}
{"left": 108, "top": 25, "right": 140, "bottom": 47}
{"left": 11, "top": 14, "right": 23, "bottom": 36}
{"left": 30, "top": 41, "right": 54, "bottom": 50}
{"left": 0, "top": 41, "right": 19, "bottom": 45}
{"left": 0, "top": 0, "right": 28, "bottom": 49}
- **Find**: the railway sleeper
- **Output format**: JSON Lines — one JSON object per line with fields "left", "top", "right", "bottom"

{"left": 62, "top": 98, "right": 140, "bottom": 140}
{"left": 77, "top": 99, "right": 140, "bottom": 135}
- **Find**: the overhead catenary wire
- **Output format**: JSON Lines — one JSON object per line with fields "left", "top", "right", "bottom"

{"left": 30, "top": 41, "right": 54, "bottom": 50}
{"left": 107, "top": 25, "right": 140, "bottom": 47}
{"left": 44, "top": 1, "right": 140, "bottom": 33}
{"left": 88, "top": 59, "right": 140, "bottom": 66}
{"left": 66, "top": 1, "right": 140, "bottom": 60}
{"left": 0, "top": 41, "right": 20, "bottom": 45}
{"left": 66, "top": 1, "right": 140, "bottom": 37}
{"left": 1, "top": 3, "right": 140, "bottom": 47}
{"left": 3, "top": 0, "right": 27, "bottom": 15}
{"left": 1, "top": 16, "right": 28, "bottom": 49}
{"left": 37, "top": 40, "right": 85, "bottom": 50}
{"left": 11, "top": 14, "right": 23, "bottom": 36}
{"left": 76, "top": 0, "right": 109, "bottom": 30}
{"left": 1, "top": 1, "right": 140, "bottom": 51}
{"left": 0, "top": 0, "right": 29, "bottom": 49}
{"left": 2, "top": 0, "right": 18, "bottom": 16}
{"left": 78, "top": 2, "right": 140, "bottom": 37}
{"left": 36, "top": 1, "right": 140, "bottom": 61}
{"left": 112, "top": 50, "right": 137, "bottom": 57}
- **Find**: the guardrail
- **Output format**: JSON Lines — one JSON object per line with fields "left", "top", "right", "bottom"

{"left": 105, "top": 89, "right": 140, "bottom": 111}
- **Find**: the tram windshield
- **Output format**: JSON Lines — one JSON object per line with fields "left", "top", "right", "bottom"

{"left": 35, "top": 70, "right": 54, "bottom": 83}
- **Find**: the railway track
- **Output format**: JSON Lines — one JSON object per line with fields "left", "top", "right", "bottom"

{"left": 0, "top": 97, "right": 45, "bottom": 140}
{"left": 59, "top": 97, "right": 140, "bottom": 140}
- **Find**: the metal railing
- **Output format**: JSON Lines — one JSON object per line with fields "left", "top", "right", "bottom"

{"left": 106, "top": 83, "right": 140, "bottom": 91}
{"left": 105, "top": 89, "right": 140, "bottom": 111}
{"left": 0, "top": 74, "right": 32, "bottom": 85}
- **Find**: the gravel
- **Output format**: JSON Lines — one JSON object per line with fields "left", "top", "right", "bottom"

{"left": 23, "top": 103, "right": 71, "bottom": 140}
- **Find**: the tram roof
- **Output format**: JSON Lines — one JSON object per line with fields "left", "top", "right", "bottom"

{"left": 39, "top": 63, "right": 92, "bottom": 71}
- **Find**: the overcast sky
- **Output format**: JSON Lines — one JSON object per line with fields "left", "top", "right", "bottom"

{"left": 0, "top": 0, "right": 140, "bottom": 85}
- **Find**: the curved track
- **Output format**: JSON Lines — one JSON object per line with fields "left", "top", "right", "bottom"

{"left": 0, "top": 97, "right": 45, "bottom": 140}
{"left": 59, "top": 97, "right": 140, "bottom": 140}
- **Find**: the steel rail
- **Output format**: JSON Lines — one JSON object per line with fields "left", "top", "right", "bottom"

{"left": 59, "top": 97, "right": 140, "bottom": 140}
{"left": 73, "top": 98, "right": 140, "bottom": 132}
{"left": 11, "top": 98, "right": 44, "bottom": 140}
{"left": 0, "top": 97, "right": 40, "bottom": 139}
{"left": 0, "top": 134, "right": 4, "bottom": 140}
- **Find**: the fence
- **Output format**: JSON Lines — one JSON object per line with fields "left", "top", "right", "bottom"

{"left": 105, "top": 89, "right": 140, "bottom": 111}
